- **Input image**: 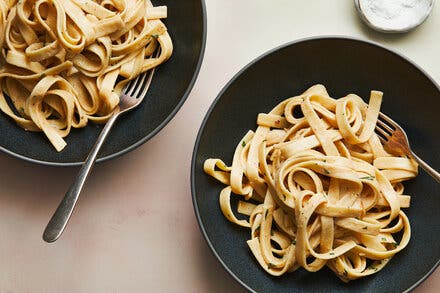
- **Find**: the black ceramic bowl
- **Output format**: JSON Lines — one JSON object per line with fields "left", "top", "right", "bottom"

{"left": 0, "top": 0, "right": 206, "bottom": 166}
{"left": 192, "top": 36, "right": 440, "bottom": 292}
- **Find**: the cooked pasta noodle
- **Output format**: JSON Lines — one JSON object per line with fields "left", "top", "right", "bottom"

{"left": 0, "top": 0, "right": 172, "bottom": 151}
{"left": 204, "top": 84, "right": 417, "bottom": 282}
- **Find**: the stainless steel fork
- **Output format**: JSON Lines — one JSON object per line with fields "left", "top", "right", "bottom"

{"left": 375, "top": 112, "right": 440, "bottom": 183}
{"left": 43, "top": 53, "right": 158, "bottom": 243}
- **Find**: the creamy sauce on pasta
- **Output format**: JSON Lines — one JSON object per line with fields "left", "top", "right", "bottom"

{"left": 0, "top": 0, "right": 172, "bottom": 151}
{"left": 204, "top": 85, "right": 417, "bottom": 281}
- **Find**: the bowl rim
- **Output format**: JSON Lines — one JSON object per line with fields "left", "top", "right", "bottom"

{"left": 0, "top": 0, "right": 207, "bottom": 167}
{"left": 190, "top": 35, "right": 440, "bottom": 293}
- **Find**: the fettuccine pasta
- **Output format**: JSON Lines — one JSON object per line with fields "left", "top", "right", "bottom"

{"left": 0, "top": 0, "right": 172, "bottom": 151}
{"left": 204, "top": 84, "right": 417, "bottom": 282}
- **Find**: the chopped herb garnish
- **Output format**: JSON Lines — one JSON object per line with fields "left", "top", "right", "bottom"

{"left": 329, "top": 252, "right": 335, "bottom": 256}
{"left": 360, "top": 175, "right": 375, "bottom": 180}
{"left": 381, "top": 237, "right": 387, "bottom": 242}
{"left": 268, "top": 263, "right": 276, "bottom": 269}
{"left": 368, "top": 265, "right": 378, "bottom": 272}
{"left": 323, "top": 169, "right": 330, "bottom": 175}
{"left": 392, "top": 242, "right": 398, "bottom": 247}
{"left": 151, "top": 34, "right": 159, "bottom": 39}
{"left": 242, "top": 141, "right": 246, "bottom": 147}
{"left": 323, "top": 159, "right": 326, "bottom": 162}
{"left": 292, "top": 239, "right": 296, "bottom": 245}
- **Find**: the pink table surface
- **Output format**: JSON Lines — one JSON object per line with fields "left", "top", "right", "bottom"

{"left": 0, "top": 1, "right": 438, "bottom": 292}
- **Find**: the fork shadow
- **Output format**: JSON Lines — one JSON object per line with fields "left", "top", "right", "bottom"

{"left": 0, "top": 143, "right": 145, "bottom": 239}
{"left": 0, "top": 153, "right": 73, "bottom": 219}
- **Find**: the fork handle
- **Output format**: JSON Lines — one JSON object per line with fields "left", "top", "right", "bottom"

{"left": 43, "top": 111, "right": 120, "bottom": 243}
{"left": 411, "top": 152, "right": 440, "bottom": 184}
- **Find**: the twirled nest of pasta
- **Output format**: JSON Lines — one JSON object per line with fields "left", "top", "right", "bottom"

{"left": 0, "top": 0, "right": 172, "bottom": 151}
{"left": 204, "top": 84, "right": 417, "bottom": 282}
